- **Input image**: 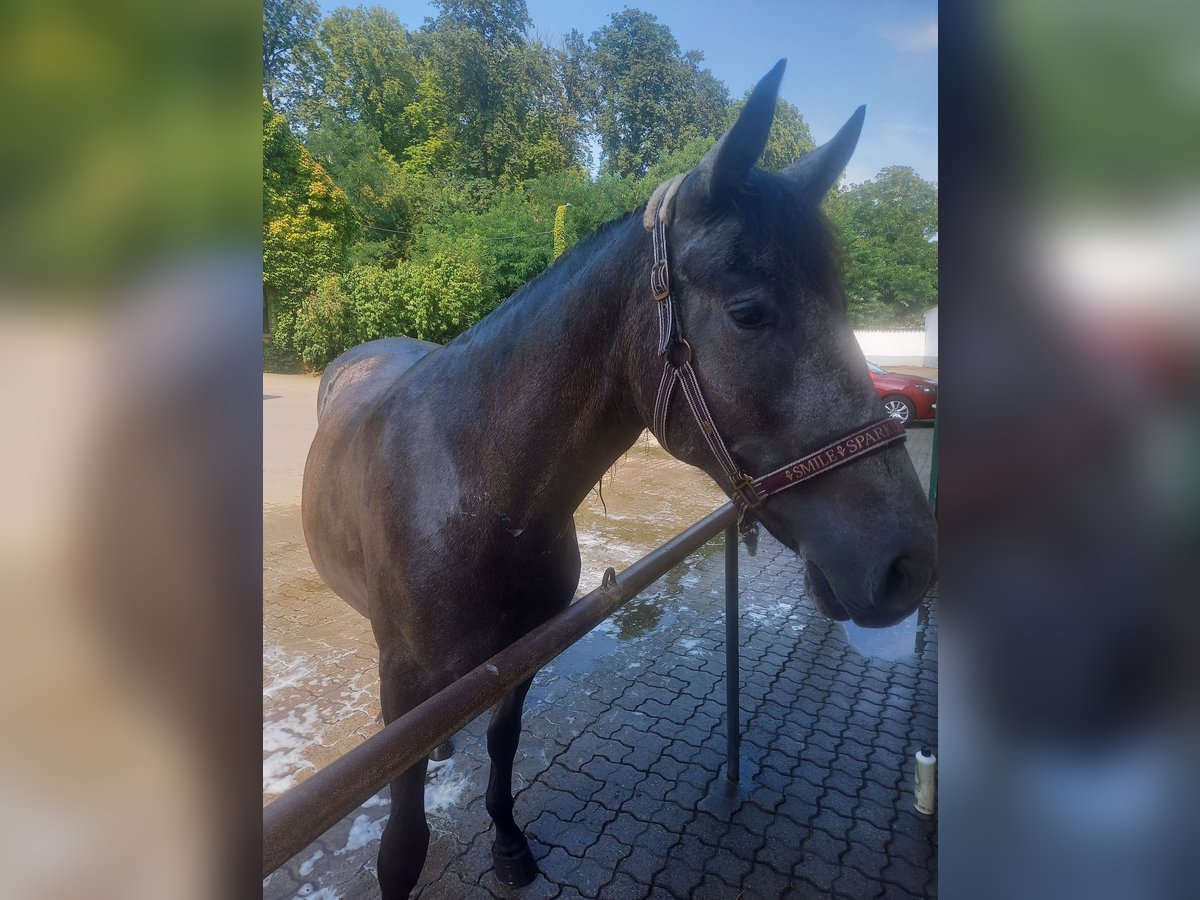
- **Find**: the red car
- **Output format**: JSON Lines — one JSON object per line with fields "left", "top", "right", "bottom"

{"left": 867, "top": 361, "right": 937, "bottom": 425}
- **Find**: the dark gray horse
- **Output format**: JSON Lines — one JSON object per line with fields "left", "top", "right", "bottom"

{"left": 303, "top": 61, "right": 936, "bottom": 898}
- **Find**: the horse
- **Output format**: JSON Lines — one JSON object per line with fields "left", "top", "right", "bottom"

{"left": 302, "top": 60, "right": 937, "bottom": 898}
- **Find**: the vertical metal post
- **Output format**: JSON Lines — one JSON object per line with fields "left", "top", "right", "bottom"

{"left": 724, "top": 524, "right": 740, "bottom": 782}
{"left": 928, "top": 413, "right": 939, "bottom": 514}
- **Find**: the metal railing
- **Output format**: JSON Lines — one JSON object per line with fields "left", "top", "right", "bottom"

{"left": 263, "top": 502, "right": 744, "bottom": 878}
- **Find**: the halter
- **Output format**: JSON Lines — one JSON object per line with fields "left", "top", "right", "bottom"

{"left": 645, "top": 200, "right": 906, "bottom": 519}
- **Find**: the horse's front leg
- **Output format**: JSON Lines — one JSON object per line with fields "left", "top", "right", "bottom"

{"left": 486, "top": 675, "right": 538, "bottom": 886}
{"left": 376, "top": 657, "right": 434, "bottom": 899}
{"left": 377, "top": 759, "right": 429, "bottom": 900}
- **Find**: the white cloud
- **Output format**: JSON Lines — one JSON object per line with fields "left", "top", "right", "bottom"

{"left": 880, "top": 20, "right": 938, "bottom": 53}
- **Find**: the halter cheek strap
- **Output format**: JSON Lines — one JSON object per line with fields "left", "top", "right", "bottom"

{"left": 646, "top": 205, "right": 906, "bottom": 515}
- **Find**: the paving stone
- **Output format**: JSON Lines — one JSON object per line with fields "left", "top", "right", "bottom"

{"left": 882, "top": 853, "right": 935, "bottom": 897}
{"left": 600, "top": 872, "right": 650, "bottom": 900}
{"left": 842, "top": 836, "right": 889, "bottom": 881}
{"left": 856, "top": 795, "right": 897, "bottom": 832}
{"left": 653, "top": 838, "right": 709, "bottom": 899}
{"left": 706, "top": 843, "right": 755, "bottom": 887}
{"left": 792, "top": 850, "right": 841, "bottom": 894}
{"left": 692, "top": 872, "right": 740, "bottom": 899}
{"left": 485, "top": 871, "right": 562, "bottom": 900}
{"left": 603, "top": 811, "right": 650, "bottom": 847}
{"left": 886, "top": 830, "right": 934, "bottom": 867}
{"left": 558, "top": 769, "right": 605, "bottom": 802}
{"left": 829, "top": 752, "right": 872, "bottom": 782}
{"left": 624, "top": 788, "right": 693, "bottom": 832}
{"left": 618, "top": 830, "right": 675, "bottom": 884}
{"left": 731, "top": 798, "right": 777, "bottom": 835}
{"left": 759, "top": 816, "right": 807, "bottom": 875}
{"left": 568, "top": 854, "right": 612, "bottom": 899}
{"left": 538, "top": 846, "right": 580, "bottom": 887}
{"left": 831, "top": 865, "right": 885, "bottom": 900}
{"left": 740, "top": 864, "right": 793, "bottom": 898}
{"left": 817, "top": 778, "right": 858, "bottom": 815}
{"left": 785, "top": 877, "right": 839, "bottom": 899}
{"left": 530, "top": 810, "right": 578, "bottom": 849}
{"left": 590, "top": 772, "right": 642, "bottom": 812}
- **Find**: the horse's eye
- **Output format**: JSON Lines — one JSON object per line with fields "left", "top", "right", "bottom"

{"left": 729, "top": 303, "right": 766, "bottom": 329}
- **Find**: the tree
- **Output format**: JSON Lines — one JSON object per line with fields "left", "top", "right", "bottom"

{"left": 432, "top": 0, "right": 531, "bottom": 49}
{"left": 263, "top": 0, "right": 320, "bottom": 110}
{"left": 306, "top": 7, "right": 420, "bottom": 162}
{"left": 825, "top": 166, "right": 938, "bottom": 327}
{"left": 262, "top": 102, "right": 357, "bottom": 360}
{"left": 305, "top": 113, "right": 415, "bottom": 266}
{"left": 583, "top": 10, "right": 730, "bottom": 177}
{"left": 409, "top": 2, "right": 584, "bottom": 183}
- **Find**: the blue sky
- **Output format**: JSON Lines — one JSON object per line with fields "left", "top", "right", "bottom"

{"left": 316, "top": 0, "right": 938, "bottom": 186}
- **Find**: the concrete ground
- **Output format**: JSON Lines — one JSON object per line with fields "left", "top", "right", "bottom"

{"left": 264, "top": 373, "right": 937, "bottom": 899}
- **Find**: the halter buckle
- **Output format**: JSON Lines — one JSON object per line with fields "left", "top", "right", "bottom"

{"left": 732, "top": 473, "right": 764, "bottom": 510}
{"left": 651, "top": 260, "right": 670, "bottom": 301}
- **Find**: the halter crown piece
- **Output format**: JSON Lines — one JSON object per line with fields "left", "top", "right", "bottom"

{"left": 644, "top": 185, "right": 907, "bottom": 524}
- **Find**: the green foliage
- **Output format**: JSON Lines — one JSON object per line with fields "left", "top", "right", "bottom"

{"left": 640, "top": 136, "right": 716, "bottom": 197}
{"left": 293, "top": 253, "right": 487, "bottom": 368}
{"left": 398, "top": 250, "right": 488, "bottom": 341}
{"left": 305, "top": 113, "right": 415, "bottom": 265}
{"left": 263, "top": 0, "right": 319, "bottom": 110}
{"left": 293, "top": 268, "right": 395, "bottom": 369}
{"left": 553, "top": 204, "right": 568, "bottom": 260}
{"left": 825, "top": 166, "right": 939, "bottom": 327}
{"left": 262, "top": 101, "right": 357, "bottom": 366}
{"left": 582, "top": 9, "right": 730, "bottom": 177}
{"left": 409, "top": 10, "right": 585, "bottom": 184}
{"left": 432, "top": 0, "right": 531, "bottom": 49}
{"left": 306, "top": 7, "right": 419, "bottom": 160}
{"left": 263, "top": 318, "right": 303, "bottom": 373}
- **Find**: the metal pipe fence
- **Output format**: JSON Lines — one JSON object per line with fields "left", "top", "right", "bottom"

{"left": 263, "top": 501, "right": 744, "bottom": 878}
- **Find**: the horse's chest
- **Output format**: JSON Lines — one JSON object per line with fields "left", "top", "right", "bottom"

{"left": 436, "top": 521, "right": 580, "bottom": 604}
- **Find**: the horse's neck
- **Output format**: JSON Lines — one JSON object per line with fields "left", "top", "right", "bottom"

{"left": 446, "top": 215, "right": 651, "bottom": 523}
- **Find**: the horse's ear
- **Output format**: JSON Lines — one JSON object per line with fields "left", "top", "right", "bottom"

{"left": 784, "top": 105, "right": 866, "bottom": 204}
{"left": 693, "top": 59, "right": 786, "bottom": 199}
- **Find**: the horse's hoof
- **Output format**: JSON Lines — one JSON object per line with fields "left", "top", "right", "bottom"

{"left": 428, "top": 739, "right": 454, "bottom": 762}
{"left": 492, "top": 845, "right": 538, "bottom": 887}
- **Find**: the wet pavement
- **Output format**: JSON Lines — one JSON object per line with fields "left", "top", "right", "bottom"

{"left": 264, "top": 374, "right": 937, "bottom": 899}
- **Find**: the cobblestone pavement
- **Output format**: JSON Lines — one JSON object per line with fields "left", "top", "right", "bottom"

{"left": 264, "top": 376, "right": 937, "bottom": 899}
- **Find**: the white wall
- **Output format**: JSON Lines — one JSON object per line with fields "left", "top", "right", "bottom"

{"left": 853, "top": 329, "right": 928, "bottom": 367}
{"left": 923, "top": 307, "right": 938, "bottom": 367}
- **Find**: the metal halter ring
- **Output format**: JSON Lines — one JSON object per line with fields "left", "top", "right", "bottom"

{"left": 665, "top": 339, "right": 692, "bottom": 368}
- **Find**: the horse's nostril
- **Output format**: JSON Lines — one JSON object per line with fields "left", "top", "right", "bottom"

{"left": 884, "top": 555, "right": 913, "bottom": 600}
{"left": 879, "top": 551, "right": 934, "bottom": 618}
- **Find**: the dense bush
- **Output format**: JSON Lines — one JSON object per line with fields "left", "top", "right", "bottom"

{"left": 263, "top": 314, "right": 303, "bottom": 373}
{"left": 293, "top": 253, "right": 486, "bottom": 369}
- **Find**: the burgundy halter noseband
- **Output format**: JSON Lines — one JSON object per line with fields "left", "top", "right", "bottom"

{"left": 646, "top": 207, "right": 906, "bottom": 517}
